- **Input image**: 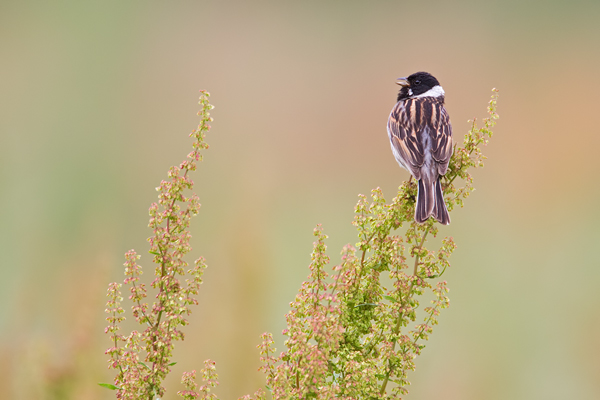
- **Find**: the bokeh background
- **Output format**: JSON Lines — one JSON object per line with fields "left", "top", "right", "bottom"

{"left": 2, "top": 1, "right": 600, "bottom": 399}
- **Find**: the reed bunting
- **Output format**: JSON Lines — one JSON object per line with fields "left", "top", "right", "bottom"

{"left": 387, "top": 71, "right": 453, "bottom": 225}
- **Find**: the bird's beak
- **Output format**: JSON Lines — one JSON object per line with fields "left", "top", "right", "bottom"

{"left": 396, "top": 77, "right": 409, "bottom": 87}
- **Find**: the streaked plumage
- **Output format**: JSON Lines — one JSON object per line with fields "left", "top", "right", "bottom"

{"left": 387, "top": 72, "right": 453, "bottom": 225}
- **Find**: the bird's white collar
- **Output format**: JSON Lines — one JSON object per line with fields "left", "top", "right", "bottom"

{"left": 412, "top": 85, "right": 445, "bottom": 98}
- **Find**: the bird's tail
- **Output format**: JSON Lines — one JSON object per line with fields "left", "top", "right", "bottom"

{"left": 432, "top": 177, "right": 450, "bottom": 225}
{"left": 415, "top": 177, "right": 450, "bottom": 225}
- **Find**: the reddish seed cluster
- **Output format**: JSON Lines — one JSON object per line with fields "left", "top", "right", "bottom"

{"left": 177, "top": 370, "right": 200, "bottom": 400}
{"left": 103, "top": 91, "right": 214, "bottom": 399}
{"left": 197, "top": 360, "right": 219, "bottom": 400}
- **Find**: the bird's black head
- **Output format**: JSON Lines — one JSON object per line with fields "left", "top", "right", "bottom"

{"left": 396, "top": 71, "right": 441, "bottom": 101}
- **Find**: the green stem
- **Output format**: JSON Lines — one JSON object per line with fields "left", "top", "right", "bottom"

{"left": 413, "top": 226, "right": 430, "bottom": 276}
{"left": 349, "top": 230, "right": 378, "bottom": 301}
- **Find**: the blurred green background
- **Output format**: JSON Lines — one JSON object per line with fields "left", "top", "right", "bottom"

{"left": 2, "top": 1, "right": 600, "bottom": 399}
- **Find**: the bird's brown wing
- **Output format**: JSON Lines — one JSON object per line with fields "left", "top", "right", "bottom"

{"left": 387, "top": 100, "right": 424, "bottom": 179}
{"left": 431, "top": 104, "right": 453, "bottom": 175}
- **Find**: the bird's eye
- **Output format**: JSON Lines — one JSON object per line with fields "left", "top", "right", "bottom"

{"left": 414, "top": 79, "right": 421, "bottom": 85}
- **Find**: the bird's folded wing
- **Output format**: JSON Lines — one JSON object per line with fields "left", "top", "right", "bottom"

{"left": 387, "top": 104, "right": 424, "bottom": 178}
{"left": 432, "top": 106, "right": 453, "bottom": 174}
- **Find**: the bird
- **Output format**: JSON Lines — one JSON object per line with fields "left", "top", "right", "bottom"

{"left": 387, "top": 71, "right": 453, "bottom": 225}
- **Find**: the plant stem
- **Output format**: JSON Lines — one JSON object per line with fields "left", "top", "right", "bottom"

{"left": 413, "top": 226, "right": 430, "bottom": 276}
{"left": 148, "top": 167, "right": 191, "bottom": 394}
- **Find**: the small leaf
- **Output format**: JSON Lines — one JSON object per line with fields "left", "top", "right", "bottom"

{"left": 138, "top": 361, "right": 150, "bottom": 370}
{"left": 98, "top": 383, "right": 122, "bottom": 390}
{"left": 168, "top": 362, "right": 177, "bottom": 366}
{"left": 149, "top": 250, "right": 161, "bottom": 256}
{"left": 354, "top": 303, "right": 378, "bottom": 308}
{"left": 383, "top": 295, "right": 396, "bottom": 303}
